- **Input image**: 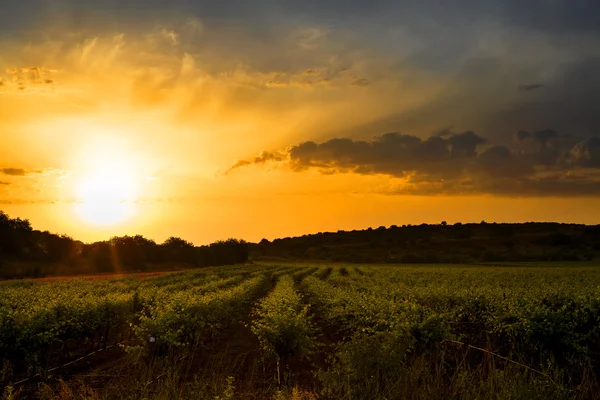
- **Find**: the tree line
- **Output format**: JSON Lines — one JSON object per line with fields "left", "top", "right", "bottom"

{"left": 0, "top": 211, "right": 248, "bottom": 279}
{"left": 251, "top": 221, "right": 600, "bottom": 264}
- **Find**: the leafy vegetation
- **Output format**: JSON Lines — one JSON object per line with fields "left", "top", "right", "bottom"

{"left": 134, "top": 273, "right": 270, "bottom": 357}
{"left": 0, "top": 265, "right": 274, "bottom": 383}
{"left": 2, "top": 262, "right": 600, "bottom": 399}
{"left": 251, "top": 275, "right": 316, "bottom": 385}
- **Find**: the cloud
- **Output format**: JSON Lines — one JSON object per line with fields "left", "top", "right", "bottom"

{"left": 226, "top": 151, "right": 285, "bottom": 174}
{"left": 0, "top": 168, "right": 43, "bottom": 176}
{"left": 514, "top": 130, "right": 532, "bottom": 141}
{"left": 571, "top": 137, "right": 600, "bottom": 168}
{"left": 534, "top": 129, "right": 558, "bottom": 145}
{"left": 159, "top": 29, "right": 179, "bottom": 46}
{"left": 257, "top": 67, "right": 363, "bottom": 89}
{"left": 0, "top": 181, "right": 9, "bottom": 185}
{"left": 234, "top": 131, "right": 488, "bottom": 178}
{"left": 284, "top": 131, "right": 490, "bottom": 178}
{"left": 295, "top": 27, "right": 328, "bottom": 50}
{"left": 1, "top": 2, "right": 600, "bottom": 195}
{"left": 0, "top": 199, "right": 58, "bottom": 205}
{"left": 518, "top": 84, "right": 543, "bottom": 91}
{"left": 0, "top": 67, "right": 56, "bottom": 94}
{"left": 1, "top": 168, "right": 27, "bottom": 176}
{"left": 514, "top": 129, "right": 559, "bottom": 144}
{"left": 350, "top": 77, "right": 371, "bottom": 87}
{"left": 228, "top": 130, "right": 600, "bottom": 196}
{"left": 447, "top": 131, "right": 487, "bottom": 157}
{"left": 387, "top": 173, "right": 600, "bottom": 197}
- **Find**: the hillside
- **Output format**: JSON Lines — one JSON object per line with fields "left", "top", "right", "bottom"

{"left": 4, "top": 206, "right": 600, "bottom": 280}
{"left": 250, "top": 222, "right": 600, "bottom": 264}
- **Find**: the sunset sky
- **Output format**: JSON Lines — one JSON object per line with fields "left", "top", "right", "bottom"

{"left": 1, "top": 0, "right": 600, "bottom": 244}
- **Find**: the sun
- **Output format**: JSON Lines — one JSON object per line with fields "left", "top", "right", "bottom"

{"left": 68, "top": 131, "right": 150, "bottom": 226}
{"left": 74, "top": 168, "right": 138, "bottom": 226}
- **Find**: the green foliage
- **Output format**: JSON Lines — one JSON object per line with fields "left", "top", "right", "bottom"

{"left": 0, "top": 265, "right": 277, "bottom": 383}
{"left": 251, "top": 275, "right": 316, "bottom": 361}
{"left": 3, "top": 262, "right": 600, "bottom": 399}
{"left": 213, "top": 376, "right": 236, "bottom": 400}
{"left": 301, "top": 264, "right": 600, "bottom": 398}
{"left": 134, "top": 274, "right": 270, "bottom": 355}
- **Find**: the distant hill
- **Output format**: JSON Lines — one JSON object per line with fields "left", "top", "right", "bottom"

{"left": 250, "top": 222, "right": 600, "bottom": 264}
{"left": 3, "top": 206, "right": 600, "bottom": 280}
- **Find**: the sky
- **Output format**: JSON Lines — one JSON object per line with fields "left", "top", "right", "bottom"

{"left": 1, "top": 0, "right": 600, "bottom": 244}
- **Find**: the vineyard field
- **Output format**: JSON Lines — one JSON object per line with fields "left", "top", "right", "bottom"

{"left": 2, "top": 262, "right": 600, "bottom": 399}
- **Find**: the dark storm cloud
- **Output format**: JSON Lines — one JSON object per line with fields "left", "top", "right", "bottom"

{"left": 229, "top": 130, "right": 600, "bottom": 196}
{"left": 333, "top": 54, "right": 600, "bottom": 146}
{"left": 534, "top": 129, "right": 558, "bottom": 143}
{"left": 3, "top": 0, "right": 600, "bottom": 196}
{"left": 497, "top": 0, "right": 600, "bottom": 35}
{"left": 239, "top": 131, "right": 488, "bottom": 178}
{"left": 394, "top": 174, "right": 600, "bottom": 197}
{"left": 478, "top": 57, "right": 600, "bottom": 139}
{"left": 514, "top": 130, "right": 532, "bottom": 141}
{"left": 447, "top": 131, "right": 487, "bottom": 158}
{"left": 285, "top": 132, "right": 495, "bottom": 178}
{"left": 3, "top": 0, "right": 599, "bottom": 36}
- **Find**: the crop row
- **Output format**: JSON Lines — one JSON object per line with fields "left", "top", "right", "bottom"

{"left": 0, "top": 264, "right": 279, "bottom": 382}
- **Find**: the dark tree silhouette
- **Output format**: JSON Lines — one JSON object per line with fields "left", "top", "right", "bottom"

{"left": 0, "top": 211, "right": 250, "bottom": 278}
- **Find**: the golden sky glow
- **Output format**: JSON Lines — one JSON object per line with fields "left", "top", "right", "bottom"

{"left": 1, "top": 1, "right": 600, "bottom": 244}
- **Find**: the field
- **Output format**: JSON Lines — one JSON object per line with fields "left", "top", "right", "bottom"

{"left": 2, "top": 262, "right": 600, "bottom": 399}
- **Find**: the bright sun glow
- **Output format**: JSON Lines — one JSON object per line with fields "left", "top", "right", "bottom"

{"left": 71, "top": 133, "right": 142, "bottom": 226}
{"left": 74, "top": 169, "right": 138, "bottom": 225}
{"left": 68, "top": 129, "right": 155, "bottom": 226}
